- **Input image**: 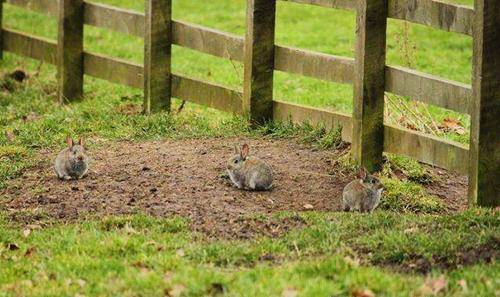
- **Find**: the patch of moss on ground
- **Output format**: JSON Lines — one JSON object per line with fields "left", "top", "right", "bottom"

{"left": 380, "top": 178, "right": 444, "bottom": 213}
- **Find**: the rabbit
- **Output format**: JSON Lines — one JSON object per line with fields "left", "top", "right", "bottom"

{"left": 54, "top": 136, "right": 89, "bottom": 180}
{"left": 342, "top": 167, "right": 384, "bottom": 213}
{"left": 226, "top": 143, "right": 273, "bottom": 191}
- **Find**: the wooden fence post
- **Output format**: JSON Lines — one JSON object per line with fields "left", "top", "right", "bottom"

{"left": 144, "top": 0, "right": 172, "bottom": 114}
{"left": 0, "top": 0, "right": 3, "bottom": 60}
{"left": 352, "top": 0, "right": 388, "bottom": 172}
{"left": 243, "top": 0, "right": 276, "bottom": 125}
{"left": 468, "top": 0, "right": 500, "bottom": 207}
{"left": 57, "top": 0, "right": 84, "bottom": 103}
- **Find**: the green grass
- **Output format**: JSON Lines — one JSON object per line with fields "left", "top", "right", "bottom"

{"left": 1, "top": 0, "right": 498, "bottom": 296}
{"left": 1, "top": 211, "right": 498, "bottom": 296}
{"left": 2, "top": 0, "right": 473, "bottom": 143}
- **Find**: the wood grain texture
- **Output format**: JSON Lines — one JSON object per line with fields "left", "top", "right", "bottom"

{"left": 385, "top": 65, "right": 471, "bottom": 114}
{"left": 275, "top": 46, "right": 354, "bottom": 84}
{"left": 384, "top": 124, "right": 469, "bottom": 174}
{"left": 172, "top": 75, "right": 243, "bottom": 114}
{"left": 84, "top": 51, "right": 143, "bottom": 88}
{"left": 352, "top": 0, "right": 388, "bottom": 171}
{"left": 143, "top": 0, "right": 172, "bottom": 114}
{"left": 468, "top": 0, "right": 500, "bottom": 207}
{"left": 280, "top": 0, "right": 355, "bottom": 10}
{"left": 2, "top": 28, "right": 57, "bottom": 64}
{"left": 57, "top": 0, "right": 84, "bottom": 103}
{"left": 388, "top": 0, "right": 474, "bottom": 36}
{"left": 84, "top": 1, "right": 144, "bottom": 37}
{"left": 243, "top": 0, "right": 277, "bottom": 124}
{"left": 273, "top": 100, "right": 353, "bottom": 142}
{"left": 173, "top": 20, "right": 244, "bottom": 61}
{"left": 0, "top": 2, "right": 3, "bottom": 59}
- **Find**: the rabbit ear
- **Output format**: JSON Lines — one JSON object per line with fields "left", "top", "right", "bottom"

{"left": 241, "top": 144, "right": 249, "bottom": 159}
{"left": 234, "top": 144, "right": 240, "bottom": 154}
{"left": 359, "top": 167, "right": 368, "bottom": 180}
{"left": 66, "top": 136, "right": 74, "bottom": 148}
{"left": 78, "top": 138, "right": 84, "bottom": 146}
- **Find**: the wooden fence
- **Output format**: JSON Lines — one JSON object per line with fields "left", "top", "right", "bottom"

{"left": 0, "top": 0, "right": 497, "bottom": 206}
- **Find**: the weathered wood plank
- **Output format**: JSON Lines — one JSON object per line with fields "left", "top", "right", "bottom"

{"left": 385, "top": 65, "right": 471, "bottom": 114}
{"left": 384, "top": 124, "right": 469, "bottom": 174}
{"left": 275, "top": 46, "right": 354, "bottom": 84}
{"left": 243, "top": 0, "right": 277, "bottom": 124}
{"left": 5, "top": 0, "right": 58, "bottom": 17}
{"left": 84, "top": 51, "right": 143, "bottom": 88}
{"left": 280, "top": 0, "right": 355, "bottom": 11}
{"left": 273, "top": 100, "right": 353, "bottom": 142}
{"left": 0, "top": 2, "right": 4, "bottom": 59}
{"left": 1, "top": 28, "right": 57, "bottom": 64}
{"left": 143, "top": 0, "right": 172, "bottom": 114}
{"left": 173, "top": 20, "right": 244, "bottom": 61}
{"left": 172, "top": 75, "right": 243, "bottom": 114}
{"left": 352, "top": 0, "right": 388, "bottom": 171}
{"left": 388, "top": 0, "right": 474, "bottom": 36}
{"left": 57, "top": 0, "right": 84, "bottom": 103}
{"left": 84, "top": 1, "right": 144, "bottom": 37}
{"left": 468, "top": 0, "right": 500, "bottom": 207}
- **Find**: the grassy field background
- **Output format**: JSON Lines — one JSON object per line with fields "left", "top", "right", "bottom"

{"left": 1, "top": 0, "right": 499, "bottom": 296}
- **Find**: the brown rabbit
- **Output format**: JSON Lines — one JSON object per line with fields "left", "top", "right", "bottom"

{"left": 226, "top": 144, "right": 273, "bottom": 191}
{"left": 54, "top": 136, "right": 89, "bottom": 180}
{"left": 342, "top": 167, "right": 384, "bottom": 213}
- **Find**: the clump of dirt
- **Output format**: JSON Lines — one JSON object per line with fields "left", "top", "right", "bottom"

{"left": 0, "top": 138, "right": 468, "bottom": 238}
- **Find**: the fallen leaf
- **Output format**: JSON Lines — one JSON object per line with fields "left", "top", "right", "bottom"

{"left": 442, "top": 118, "right": 461, "bottom": 129}
{"left": 303, "top": 203, "right": 314, "bottom": 210}
{"left": 419, "top": 275, "right": 447, "bottom": 295}
{"left": 176, "top": 249, "right": 185, "bottom": 257}
{"left": 76, "top": 279, "right": 86, "bottom": 288}
{"left": 351, "top": 289, "right": 375, "bottom": 297}
{"left": 163, "top": 271, "right": 174, "bottom": 284}
{"left": 124, "top": 223, "right": 138, "bottom": 235}
{"left": 22, "top": 228, "right": 31, "bottom": 238}
{"left": 24, "top": 246, "right": 36, "bottom": 257}
{"left": 457, "top": 279, "right": 467, "bottom": 291}
{"left": 343, "top": 256, "right": 360, "bottom": 267}
{"left": 22, "top": 112, "right": 42, "bottom": 123}
{"left": 5, "top": 130, "right": 15, "bottom": 143}
{"left": 166, "top": 284, "right": 186, "bottom": 297}
{"left": 282, "top": 288, "right": 298, "bottom": 297}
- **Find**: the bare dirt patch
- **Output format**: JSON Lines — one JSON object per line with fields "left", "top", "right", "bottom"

{"left": 0, "top": 138, "right": 467, "bottom": 238}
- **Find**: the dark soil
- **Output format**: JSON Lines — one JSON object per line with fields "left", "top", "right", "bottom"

{"left": 0, "top": 138, "right": 468, "bottom": 239}
{"left": 367, "top": 236, "right": 500, "bottom": 274}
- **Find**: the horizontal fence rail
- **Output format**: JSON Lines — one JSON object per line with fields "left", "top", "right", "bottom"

{"left": 1, "top": 27, "right": 470, "bottom": 174}
{"left": 283, "top": 0, "right": 474, "bottom": 36}
{"left": 4, "top": 0, "right": 472, "bottom": 115}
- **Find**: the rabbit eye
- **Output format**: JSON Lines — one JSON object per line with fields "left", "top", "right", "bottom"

{"left": 234, "top": 160, "right": 238, "bottom": 164}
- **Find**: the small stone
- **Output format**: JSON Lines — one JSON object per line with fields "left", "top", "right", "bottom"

{"left": 303, "top": 204, "right": 314, "bottom": 210}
